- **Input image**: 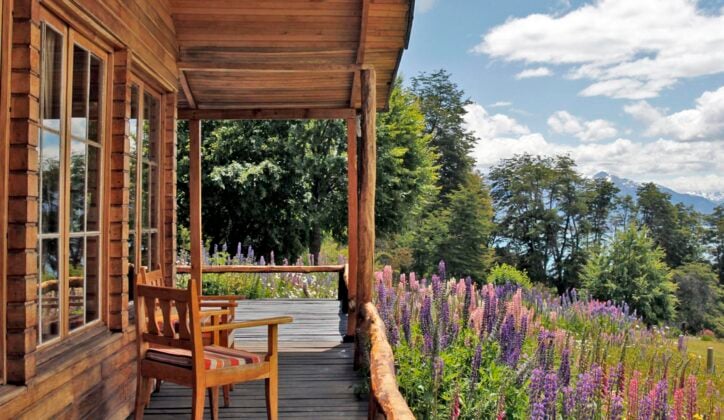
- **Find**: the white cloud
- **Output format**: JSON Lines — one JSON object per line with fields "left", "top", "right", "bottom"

{"left": 416, "top": 0, "right": 437, "bottom": 13}
{"left": 515, "top": 67, "right": 553, "bottom": 79}
{"left": 489, "top": 101, "right": 512, "bottom": 108}
{"left": 625, "top": 86, "right": 724, "bottom": 141}
{"left": 464, "top": 103, "right": 724, "bottom": 193}
{"left": 474, "top": 0, "right": 724, "bottom": 99}
{"left": 464, "top": 103, "right": 530, "bottom": 140}
{"left": 547, "top": 110, "right": 618, "bottom": 142}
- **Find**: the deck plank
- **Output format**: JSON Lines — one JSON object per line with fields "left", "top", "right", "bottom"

{"left": 143, "top": 299, "right": 365, "bottom": 419}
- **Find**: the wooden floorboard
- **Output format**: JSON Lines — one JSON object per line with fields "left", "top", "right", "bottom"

{"left": 142, "top": 299, "right": 366, "bottom": 419}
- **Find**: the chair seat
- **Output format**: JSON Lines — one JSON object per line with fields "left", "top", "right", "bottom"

{"left": 146, "top": 345, "right": 262, "bottom": 370}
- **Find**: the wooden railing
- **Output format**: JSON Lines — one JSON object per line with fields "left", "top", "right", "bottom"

{"left": 361, "top": 302, "right": 414, "bottom": 420}
{"left": 176, "top": 264, "right": 350, "bottom": 304}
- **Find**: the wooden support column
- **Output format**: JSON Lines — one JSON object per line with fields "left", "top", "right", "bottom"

{"left": 355, "top": 68, "right": 376, "bottom": 365}
{"left": 345, "top": 117, "right": 359, "bottom": 340}
{"left": 189, "top": 119, "right": 203, "bottom": 286}
{"left": 162, "top": 93, "right": 178, "bottom": 286}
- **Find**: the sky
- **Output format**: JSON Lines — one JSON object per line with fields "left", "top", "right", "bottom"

{"left": 398, "top": 0, "right": 724, "bottom": 197}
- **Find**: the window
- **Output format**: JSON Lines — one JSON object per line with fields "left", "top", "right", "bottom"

{"left": 127, "top": 81, "right": 161, "bottom": 299}
{"left": 37, "top": 18, "right": 108, "bottom": 345}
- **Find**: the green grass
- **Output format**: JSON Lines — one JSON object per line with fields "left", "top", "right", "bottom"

{"left": 685, "top": 336, "right": 724, "bottom": 373}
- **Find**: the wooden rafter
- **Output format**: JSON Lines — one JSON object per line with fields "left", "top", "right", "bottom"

{"left": 349, "top": 0, "right": 370, "bottom": 108}
{"left": 178, "top": 108, "right": 356, "bottom": 120}
{"left": 179, "top": 70, "right": 196, "bottom": 109}
{"left": 178, "top": 62, "right": 370, "bottom": 73}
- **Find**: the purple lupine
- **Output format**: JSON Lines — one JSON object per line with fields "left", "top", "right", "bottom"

{"left": 431, "top": 275, "right": 442, "bottom": 303}
{"left": 463, "top": 277, "right": 472, "bottom": 326}
{"left": 235, "top": 242, "right": 243, "bottom": 261}
{"left": 499, "top": 314, "right": 521, "bottom": 368}
{"left": 439, "top": 299, "right": 450, "bottom": 349}
{"left": 529, "top": 368, "right": 545, "bottom": 406}
{"left": 470, "top": 344, "right": 482, "bottom": 390}
{"left": 401, "top": 299, "right": 411, "bottom": 343}
{"left": 590, "top": 364, "right": 604, "bottom": 399}
{"left": 558, "top": 346, "right": 571, "bottom": 387}
{"left": 530, "top": 402, "right": 546, "bottom": 420}
{"left": 247, "top": 245, "right": 254, "bottom": 261}
{"left": 575, "top": 372, "right": 596, "bottom": 418}
{"left": 420, "top": 296, "right": 433, "bottom": 353}
{"left": 543, "top": 372, "right": 558, "bottom": 418}
{"left": 652, "top": 379, "right": 670, "bottom": 419}
{"left": 438, "top": 260, "right": 446, "bottom": 280}
{"left": 639, "top": 394, "right": 653, "bottom": 420}
{"left": 677, "top": 335, "right": 686, "bottom": 353}
{"left": 609, "top": 392, "right": 624, "bottom": 420}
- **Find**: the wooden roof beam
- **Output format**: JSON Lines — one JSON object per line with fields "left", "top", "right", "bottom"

{"left": 178, "top": 62, "right": 371, "bottom": 73}
{"left": 178, "top": 108, "right": 357, "bottom": 120}
{"left": 350, "top": 0, "right": 371, "bottom": 108}
{"left": 179, "top": 70, "right": 196, "bottom": 109}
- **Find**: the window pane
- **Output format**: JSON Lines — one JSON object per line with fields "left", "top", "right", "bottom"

{"left": 129, "top": 85, "right": 139, "bottom": 157}
{"left": 141, "top": 163, "right": 149, "bottom": 229}
{"left": 128, "top": 231, "right": 136, "bottom": 301}
{"left": 40, "top": 131, "right": 61, "bottom": 234}
{"left": 88, "top": 55, "right": 102, "bottom": 143}
{"left": 85, "top": 235, "right": 100, "bottom": 323}
{"left": 149, "top": 165, "right": 158, "bottom": 230}
{"left": 151, "top": 232, "right": 158, "bottom": 270}
{"left": 142, "top": 93, "right": 159, "bottom": 161}
{"left": 68, "top": 237, "right": 85, "bottom": 331}
{"left": 69, "top": 140, "right": 86, "bottom": 232}
{"left": 39, "top": 238, "right": 60, "bottom": 343}
{"left": 70, "top": 47, "right": 89, "bottom": 139}
{"left": 86, "top": 145, "right": 101, "bottom": 231}
{"left": 41, "top": 26, "right": 63, "bottom": 132}
{"left": 141, "top": 232, "right": 150, "bottom": 268}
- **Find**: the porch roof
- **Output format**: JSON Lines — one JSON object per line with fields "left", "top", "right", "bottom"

{"left": 169, "top": 0, "right": 414, "bottom": 114}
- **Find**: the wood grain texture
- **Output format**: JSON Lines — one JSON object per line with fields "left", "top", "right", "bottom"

{"left": 189, "top": 119, "right": 202, "bottom": 287}
{"left": 176, "top": 264, "right": 345, "bottom": 274}
{"left": 363, "top": 302, "right": 414, "bottom": 420}
{"left": 346, "top": 117, "right": 359, "bottom": 338}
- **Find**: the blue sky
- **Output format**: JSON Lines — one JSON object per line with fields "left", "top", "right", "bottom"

{"left": 398, "top": 0, "right": 724, "bottom": 197}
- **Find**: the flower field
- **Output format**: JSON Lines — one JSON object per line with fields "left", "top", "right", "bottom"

{"left": 176, "top": 244, "right": 340, "bottom": 299}
{"left": 374, "top": 264, "right": 723, "bottom": 419}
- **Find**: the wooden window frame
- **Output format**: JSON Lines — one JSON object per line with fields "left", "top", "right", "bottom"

{"left": 37, "top": 7, "right": 112, "bottom": 348}
{"left": 0, "top": 0, "right": 12, "bottom": 385}
{"left": 127, "top": 75, "right": 164, "bottom": 293}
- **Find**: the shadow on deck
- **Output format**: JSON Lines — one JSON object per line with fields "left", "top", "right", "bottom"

{"left": 142, "top": 299, "right": 366, "bottom": 419}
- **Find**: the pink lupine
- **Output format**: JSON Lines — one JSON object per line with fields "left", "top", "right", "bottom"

{"left": 684, "top": 375, "right": 697, "bottom": 420}
{"left": 628, "top": 370, "right": 641, "bottom": 419}
{"left": 673, "top": 387, "right": 684, "bottom": 420}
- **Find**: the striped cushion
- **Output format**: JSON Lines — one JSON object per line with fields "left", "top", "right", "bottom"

{"left": 146, "top": 346, "right": 262, "bottom": 370}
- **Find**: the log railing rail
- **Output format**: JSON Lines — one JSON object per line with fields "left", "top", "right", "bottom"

{"left": 362, "top": 302, "right": 414, "bottom": 420}
{"left": 176, "top": 264, "right": 351, "bottom": 310}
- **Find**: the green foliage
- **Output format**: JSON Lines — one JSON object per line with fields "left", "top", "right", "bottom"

{"left": 672, "top": 262, "right": 724, "bottom": 336}
{"left": 637, "top": 183, "right": 704, "bottom": 268}
{"left": 705, "top": 205, "right": 724, "bottom": 284}
{"left": 411, "top": 69, "right": 476, "bottom": 200}
{"left": 582, "top": 224, "right": 677, "bottom": 325}
{"left": 487, "top": 263, "right": 532, "bottom": 288}
{"left": 489, "top": 153, "right": 617, "bottom": 291}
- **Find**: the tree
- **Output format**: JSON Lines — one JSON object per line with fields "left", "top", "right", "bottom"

{"left": 411, "top": 70, "right": 477, "bottom": 199}
{"left": 440, "top": 172, "right": 495, "bottom": 282}
{"left": 636, "top": 183, "right": 703, "bottom": 267}
{"left": 585, "top": 177, "right": 619, "bottom": 247}
{"left": 489, "top": 154, "right": 595, "bottom": 291}
{"left": 582, "top": 224, "right": 677, "bottom": 325}
{"left": 672, "top": 262, "right": 724, "bottom": 336}
{"left": 705, "top": 205, "right": 724, "bottom": 284}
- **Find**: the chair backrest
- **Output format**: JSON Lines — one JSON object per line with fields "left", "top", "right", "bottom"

{"left": 135, "top": 278, "right": 204, "bottom": 371}
{"left": 138, "top": 266, "right": 165, "bottom": 287}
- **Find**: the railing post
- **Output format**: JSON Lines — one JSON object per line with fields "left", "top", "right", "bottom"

{"left": 189, "top": 119, "right": 203, "bottom": 287}
{"left": 355, "top": 67, "right": 376, "bottom": 368}
{"left": 346, "top": 116, "right": 358, "bottom": 339}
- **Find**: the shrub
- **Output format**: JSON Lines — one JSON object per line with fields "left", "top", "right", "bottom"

{"left": 486, "top": 263, "right": 532, "bottom": 288}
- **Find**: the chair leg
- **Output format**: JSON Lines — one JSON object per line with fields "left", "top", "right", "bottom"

{"left": 223, "top": 384, "right": 231, "bottom": 408}
{"left": 191, "top": 385, "right": 205, "bottom": 420}
{"left": 134, "top": 374, "right": 150, "bottom": 420}
{"left": 208, "top": 387, "right": 219, "bottom": 420}
{"left": 265, "top": 374, "right": 278, "bottom": 420}
{"left": 154, "top": 378, "right": 162, "bottom": 393}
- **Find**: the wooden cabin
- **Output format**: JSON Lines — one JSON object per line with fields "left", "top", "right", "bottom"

{"left": 0, "top": 0, "right": 414, "bottom": 417}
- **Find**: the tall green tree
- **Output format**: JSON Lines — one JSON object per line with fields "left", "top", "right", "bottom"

{"left": 637, "top": 183, "right": 703, "bottom": 267}
{"left": 582, "top": 224, "right": 677, "bottom": 325}
{"left": 705, "top": 205, "right": 724, "bottom": 284}
{"left": 411, "top": 70, "right": 476, "bottom": 199}
{"left": 672, "top": 262, "right": 724, "bottom": 336}
{"left": 489, "top": 154, "right": 599, "bottom": 291}
{"left": 440, "top": 172, "right": 495, "bottom": 282}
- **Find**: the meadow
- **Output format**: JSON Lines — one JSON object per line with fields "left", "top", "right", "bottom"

{"left": 373, "top": 263, "right": 723, "bottom": 419}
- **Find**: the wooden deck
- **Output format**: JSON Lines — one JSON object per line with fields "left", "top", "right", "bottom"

{"left": 142, "top": 299, "right": 367, "bottom": 419}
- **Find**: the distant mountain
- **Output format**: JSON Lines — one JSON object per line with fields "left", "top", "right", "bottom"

{"left": 593, "top": 171, "right": 721, "bottom": 214}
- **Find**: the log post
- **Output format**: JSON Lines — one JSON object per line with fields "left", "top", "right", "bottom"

{"left": 355, "top": 68, "right": 376, "bottom": 367}
{"left": 345, "top": 116, "right": 359, "bottom": 340}
{"left": 189, "top": 119, "right": 203, "bottom": 287}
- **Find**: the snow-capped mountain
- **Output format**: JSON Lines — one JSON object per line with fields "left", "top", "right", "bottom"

{"left": 593, "top": 172, "right": 721, "bottom": 214}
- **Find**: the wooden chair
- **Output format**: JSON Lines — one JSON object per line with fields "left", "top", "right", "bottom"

{"left": 138, "top": 266, "right": 240, "bottom": 406}
{"left": 134, "top": 278, "right": 292, "bottom": 420}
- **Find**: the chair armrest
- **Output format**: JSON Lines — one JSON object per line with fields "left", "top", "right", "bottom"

{"left": 200, "top": 295, "right": 245, "bottom": 301}
{"left": 200, "top": 316, "right": 293, "bottom": 333}
{"left": 200, "top": 302, "right": 237, "bottom": 309}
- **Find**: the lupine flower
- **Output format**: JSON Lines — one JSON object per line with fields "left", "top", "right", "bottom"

{"left": 559, "top": 346, "right": 571, "bottom": 387}
{"left": 530, "top": 402, "right": 546, "bottom": 420}
{"left": 562, "top": 386, "right": 574, "bottom": 417}
{"left": 674, "top": 388, "right": 684, "bottom": 420}
{"left": 463, "top": 277, "right": 472, "bottom": 326}
{"left": 639, "top": 393, "right": 653, "bottom": 420}
{"left": 652, "top": 379, "right": 669, "bottom": 419}
{"left": 684, "top": 375, "right": 697, "bottom": 419}
{"left": 450, "top": 390, "right": 460, "bottom": 420}
{"left": 629, "top": 370, "right": 642, "bottom": 419}
{"left": 438, "top": 260, "right": 446, "bottom": 280}
{"left": 470, "top": 344, "right": 482, "bottom": 390}
{"left": 678, "top": 335, "right": 686, "bottom": 353}
{"left": 499, "top": 314, "right": 521, "bottom": 368}
{"left": 401, "top": 300, "right": 411, "bottom": 343}
{"left": 609, "top": 392, "right": 624, "bottom": 420}
{"left": 543, "top": 372, "right": 558, "bottom": 418}
{"left": 529, "top": 368, "right": 545, "bottom": 408}
{"left": 439, "top": 299, "right": 450, "bottom": 349}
